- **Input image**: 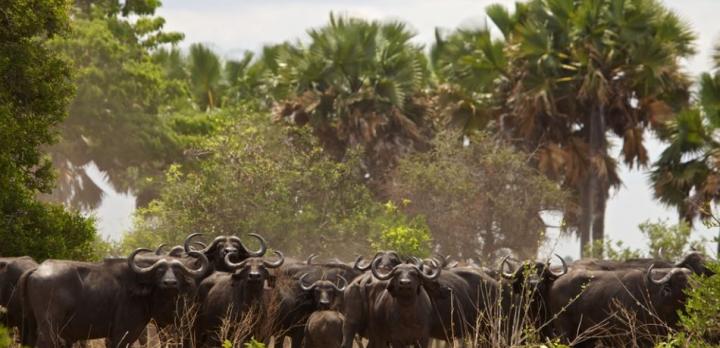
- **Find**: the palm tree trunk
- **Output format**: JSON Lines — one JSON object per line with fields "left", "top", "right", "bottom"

{"left": 579, "top": 182, "right": 591, "bottom": 257}
{"left": 581, "top": 103, "right": 607, "bottom": 257}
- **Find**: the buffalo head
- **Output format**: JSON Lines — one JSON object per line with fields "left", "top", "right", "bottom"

{"left": 128, "top": 247, "right": 209, "bottom": 291}
{"left": 354, "top": 251, "right": 403, "bottom": 272}
{"left": 184, "top": 233, "right": 268, "bottom": 271}
{"left": 646, "top": 264, "right": 692, "bottom": 322}
{"left": 674, "top": 252, "right": 714, "bottom": 277}
{"left": 224, "top": 250, "right": 284, "bottom": 291}
{"left": 371, "top": 258, "right": 440, "bottom": 297}
{"left": 299, "top": 273, "right": 347, "bottom": 309}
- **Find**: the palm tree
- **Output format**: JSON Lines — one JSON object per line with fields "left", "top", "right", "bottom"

{"left": 270, "top": 14, "right": 431, "bottom": 179}
{"left": 488, "top": 0, "right": 694, "bottom": 255}
{"left": 188, "top": 43, "right": 222, "bottom": 111}
{"left": 430, "top": 24, "right": 507, "bottom": 133}
{"left": 651, "top": 41, "right": 720, "bottom": 256}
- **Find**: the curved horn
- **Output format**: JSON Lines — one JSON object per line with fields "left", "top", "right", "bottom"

{"left": 299, "top": 273, "right": 315, "bottom": 291}
{"left": 244, "top": 233, "right": 267, "bottom": 257}
{"left": 647, "top": 264, "right": 674, "bottom": 285}
{"left": 263, "top": 251, "right": 284, "bottom": 268}
{"left": 500, "top": 255, "right": 514, "bottom": 279}
{"left": 353, "top": 255, "right": 370, "bottom": 271}
{"left": 548, "top": 254, "right": 568, "bottom": 277}
{"left": 333, "top": 275, "right": 348, "bottom": 292}
{"left": 184, "top": 233, "right": 226, "bottom": 254}
{"left": 657, "top": 247, "right": 665, "bottom": 260}
{"left": 155, "top": 244, "right": 167, "bottom": 255}
{"left": 306, "top": 254, "right": 318, "bottom": 265}
{"left": 417, "top": 259, "right": 441, "bottom": 281}
{"left": 168, "top": 246, "right": 185, "bottom": 257}
{"left": 182, "top": 251, "right": 210, "bottom": 278}
{"left": 371, "top": 257, "right": 395, "bottom": 281}
{"left": 128, "top": 248, "right": 164, "bottom": 275}
{"left": 224, "top": 252, "right": 248, "bottom": 270}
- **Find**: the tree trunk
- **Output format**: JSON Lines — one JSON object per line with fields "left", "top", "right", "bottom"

{"left": 592, "top": 192, "right": 606, "bottom": 248}
{"left": 581, "top": 103, "right": 607, "bottom": 257}
{"left": 579, "top": 183, "right": 592, "bottom": 258}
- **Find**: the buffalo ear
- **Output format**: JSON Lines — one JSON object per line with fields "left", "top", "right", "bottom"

{"left": 0, "top": 262, "right": 6, "bottom": 271}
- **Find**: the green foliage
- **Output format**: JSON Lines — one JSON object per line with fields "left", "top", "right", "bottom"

{"left": 371, "top": 201, "right": 432, "bottom": 257}
{"left": 0, "top": 0, "right": 100, "bottom": 261}
{"left": 658, "top": 261, "right": 720, "bottom": 347}
{"left": 46, "top": 0, "right": 187, "bottom": 209}
{"left": 388, "top": 131, "right": 566, "bottom": 259}
{"left": 243, "top": 339, "right": 267, "bottom": 348}
{"left": 431, "top": 25, "right": 506, "bottom": 132}
{"left": 123, "top": 107, "right": 388, "bottom": 256}
{"left": 652, "top": 37, "right": 720, "bottom": 237}
{"left": 270, "top": 14, "right": 432, "bottom": 178}
{"left": 584, "top": 239, "right": 642, "bottom": 261}
{"left": 0, "top": 325, "right": 10, "bottom": 348}
{"left": 640, "top": 219, "right": 706, "bottom": 259}
{"left": 488, "top": 0, "right": 695, "bottom": 254}
{"left": 584, "top": 219, "right": 705, "bottom": 261}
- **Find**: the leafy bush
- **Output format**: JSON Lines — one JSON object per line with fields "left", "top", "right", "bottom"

{"left": 585, "top": 219, "right": 706, "bottom": 261}
{"left": 123, "top": 108, "right": 395, "bottom": 256}
{"left": 387, "top": 131, "right": 566, "bottom": 259}
{"left": 371, "top": 201, "right": 432, "bottom": 257}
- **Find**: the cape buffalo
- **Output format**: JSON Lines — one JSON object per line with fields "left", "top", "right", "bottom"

{"left": 23, "top": 248, "right": 208, "bottom": 348}
{"left": 267, "top": 256, "right": 359, "bottom": 348}
{"left": 184, "top": 233, "right": 268, "bottom": 272}
{"left": 500, "top": 255, "right": 568, "bottom": 341}
{"left": 549, "top": 265, "right": 692, "bottom": 347}
{"left": 363, "top": 259, "right": 440, "bottom": 347}
{"left": 304, "top": 310, "right": 344, "bottom": 348}
{"left": 0, "top": 256, "right": 38, "bottom": 345}
{"left": 194, "top": 251, "right": 284, "bottom": 347}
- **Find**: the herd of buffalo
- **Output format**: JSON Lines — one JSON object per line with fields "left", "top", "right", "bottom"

{"left": 0, "top": 233, "right": 715, "bottom": 347}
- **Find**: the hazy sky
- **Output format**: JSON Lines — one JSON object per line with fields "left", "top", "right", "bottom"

{"left": 94, "top": 0, "right": 720, "bottom": 259}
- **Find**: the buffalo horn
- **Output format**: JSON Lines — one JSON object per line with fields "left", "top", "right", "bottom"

{"left": 129, "top": 248, "right": 164, "bottom": 275}
{"left": 334, "top": 275, "right": 348, "bottom": 292}
{"left": 548, "top": 254, "right": 568, "bottom": 277}
{"left": 184, "top": 233, "right": 227, "bottom": 254}
{"left": 417, "top": 259, "right": 441, "bottom": 281}
{"left": 299, "top": 273, "right": 315, "bottom": 291}
{"left": 500, "top": 255, "right": 514, "bottom": 279}
{"left": 263, "top": 251, "right": 285, "bottom": 268}
{"left": 224, "top": 253, "right": 248, "bottom": 270}
{"left": 243, "top": 234, "right": 268, "bottom": 257}
{"left": 182, "top": 251, "right": 210, "bottom": 278}
{"left": 647, "top": 264, "right": 674, "bottom": 285}
{"left": 155, "top": 244, "right": 167, "bottom": 255}
{"left": 371, "top": 256, "right": 395, "bottom": 281}
{"left": 306, "top": 254, "right": 318, "bottom": 265}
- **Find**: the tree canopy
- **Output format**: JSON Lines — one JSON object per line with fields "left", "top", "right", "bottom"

{"left": 1, "top": 0, "right": 99, "bottom": 260}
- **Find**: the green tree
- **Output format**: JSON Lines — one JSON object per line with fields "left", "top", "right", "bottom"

{"left": 651, "top": 39, "right": 720, "bottom": 257}
{"left": 430, "top": 24, "right": 507, "bottom": 133}
{"left": 46, "top": 0, "right": 187, "bottom": 209}
{"left": 1, "top": 0, "right": 99, "bottom": 261}
{"left": 271, "top": 14, "right": 432, "bottom": 182}
{"left": 188, "top": 43, "right": 222, "bottom": 111}
{"left": 123, "top": 106, "right": 395, "bottom": 257}
{"left": 387, "top": 131, "right": 566, "bottom": 259}
{"left": 487, "top": 0, "right": 694, "bottom": 256}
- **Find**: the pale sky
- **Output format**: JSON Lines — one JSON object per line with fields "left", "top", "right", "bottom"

{"left": 93, "top": 0, "right": 720, "bottom": 259}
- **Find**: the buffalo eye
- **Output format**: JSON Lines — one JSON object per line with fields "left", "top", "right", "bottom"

{"left": 661, "top": 285, "right": 672, "bottom": 297}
